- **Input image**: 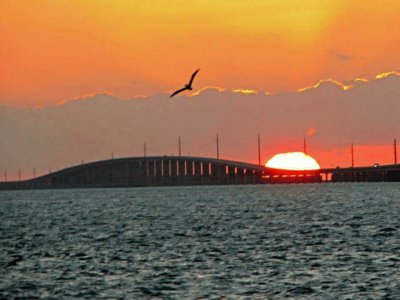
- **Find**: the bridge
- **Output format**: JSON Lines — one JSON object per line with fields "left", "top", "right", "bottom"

{"left": 0, "top": 156, "right": 399, "bottom": 190}
{"left": 327, "top": 164, "right": 400, "bottom": 182}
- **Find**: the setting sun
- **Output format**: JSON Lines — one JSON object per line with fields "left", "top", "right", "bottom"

{"left": 265, "top": 152, "right": 320, "bottom": 170}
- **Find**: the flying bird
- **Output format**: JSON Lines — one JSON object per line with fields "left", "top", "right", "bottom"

{"left": 170, "top": 69, "right": 200, "bottom": 98}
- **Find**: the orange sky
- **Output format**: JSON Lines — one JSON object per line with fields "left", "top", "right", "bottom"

{"left": 1, "top": 0, "right": 399, "bottom": 175}
{"left": 1, "top": 0, "right": 400, "bottom": 107}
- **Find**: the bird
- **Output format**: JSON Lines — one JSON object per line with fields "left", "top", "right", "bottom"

{"left": 170, "top": 69, "right": 200, "bottom": 98}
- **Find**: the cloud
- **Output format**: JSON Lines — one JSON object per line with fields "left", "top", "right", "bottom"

{"left": 353, "top": 78, "right": 368, "bottom": 83}
{"left": 1, "top": 70, "right": 399, "bottom": 173}
{"left": 193, "top": 87, "right": 264, "bottom": 96}
{"left": 375, "top": 71, "right": 400, "bottom": 80}
{"left": 74, "top": 91, "right": 114, "bottom": 100}
{"left": 191, "top": 86, "right": 226, "bottom": 96}
{"left": 297, "top": 79, "right": 354, "bottom": 92}
{"left": 333, "top": 52, "right": 352, "bottom": 62}
{"left": 296, "top": 71, "right": 399, "bottom": 93}
{"left": 232, "top": 89, "right": 258, "bottom": 95}
{"left": 306, "top": 128, "right": 317, "bottom": 137}
{"left": 55, "top": 91, "right": 115, "bottom": 106}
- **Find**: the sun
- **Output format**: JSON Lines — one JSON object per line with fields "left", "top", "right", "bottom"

{"left": 265, "top": 152, "right": 320, "bottom": 170}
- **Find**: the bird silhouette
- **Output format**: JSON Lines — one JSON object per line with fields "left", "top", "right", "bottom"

{"left": 170, "top": 69, "right": 200, "bottom": 98}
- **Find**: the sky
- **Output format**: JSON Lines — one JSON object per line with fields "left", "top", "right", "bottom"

{"left": 1, "top": 0, "right": 400, "bottom": 107}
{"left": 0, "top": 0, "right": 400, "bottom": 177}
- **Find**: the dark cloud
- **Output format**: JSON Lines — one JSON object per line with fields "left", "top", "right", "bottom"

{"left": 333, "top": 52, "right": 352, "bottom": 62}
{"left": 0, "top": 73, "right": 399, "bottom": 174}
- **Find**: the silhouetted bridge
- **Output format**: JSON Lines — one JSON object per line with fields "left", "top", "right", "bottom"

{"left": 0, "top": 156, "right": 399, "bottom": 190}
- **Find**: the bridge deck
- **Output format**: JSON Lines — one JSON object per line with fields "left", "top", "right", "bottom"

{"left": 0, "top": 156, "right": 399, "bottom": 190}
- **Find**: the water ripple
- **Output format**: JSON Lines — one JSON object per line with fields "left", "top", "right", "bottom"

{"left": 1, "top": 183, "right": 399, "bottom": 298}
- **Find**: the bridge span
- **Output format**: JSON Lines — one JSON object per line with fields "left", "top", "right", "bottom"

{"left": 0, "top": 156, "right": 399, "bottom": 190}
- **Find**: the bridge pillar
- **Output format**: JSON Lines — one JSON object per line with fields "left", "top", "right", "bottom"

{"left": 203, "top": 162, "right": 211, "bottom": 185}
{"left": 251, "top": 170, "right": 257, "bottom": 184}
{"left": 198, "top": 162, "right": 210, "bottom": 184}
{"left": 160, "top": 159, "right": 170, "bottom": 185}
{"left": 132, "top": 160, "right": 143, "bottom": 185}
{"left": 161, "top": 160, "right": 168, "bottom": 176}
{"left": 187, "top": 161, "right": 194, "bottom": 176}
{"left": 178, "top": 160, "right": 185, "bottom": 176}
{"left": 146, "top": 160, "right": 156, "bottom": 185}
{"left": 236, "top": 167, "right": 246, "bottom": 184}
{"left": 151, "top": 160, "right": 161, "bottom": 185}
{"left": 203, "top": 162, "right": 211, "bottom": 176}
{"left": 178, "top": 160, "right": 185, "bottom": 184}
{"left": 209, "top": 163, "right": 216, "bottom": 183}
{"left": 140, "top": 161, "right": 145, "bottom": 178}
{"left": 196, "top": 161, "right": 200, "bottom": 176}
{"left": 189, "top": 161, "right": 199, "bottom": 184}
{"left": 170, "top": 160, "right": 178, "bottom": 185}
{"left": 226, "top": 165, "right": 235, "bottom": 184}
{"left": 111, "top": 162, "right": 128, "bottom": 187}
{"left": 172, "top": 160, "right": 178, "bottom": 176}
{"left": 214, "top": 164, "right": 226, "bottom": 184}
{"left": 153, "top": 160, "right": 161, "bottom": 177}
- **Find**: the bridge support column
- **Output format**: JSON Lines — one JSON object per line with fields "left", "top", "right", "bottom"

{"left": 161, "top": 160, "right": 169, "bottom": 185}
{"left": 148, "top": 160, "right": 156, "bottom": 182}
{"left": 202, "top": 162, "right": 211, "bottom": 184}
{"left": 226, "top": 165, "right": 235, "bottom": 184}
{"left": 178, "top": 160, "right": 185, "bottom": 184}
{"left": 171, "top": 160, "right": 178, "bottom": 185}
{"left": 193, "top": 162, "right": 201, "bottom": 184}
{"left": 154, "top": 160, "right": 162, "bottom": 185}
{"left": 236, "top": 168, "right": 246, "bottom": 184}
{"left": 215, "top": 164, "right": 226, "bottom": 184}
{"left": 187, "top": 161, "right": 193, "bottom": 176}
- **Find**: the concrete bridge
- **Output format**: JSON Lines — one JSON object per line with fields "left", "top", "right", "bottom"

{"left": 328, "top": 164, "right": 400, "bottom": 182}
{"left": 0, "top": 156, "right": 399, "bottom": 190}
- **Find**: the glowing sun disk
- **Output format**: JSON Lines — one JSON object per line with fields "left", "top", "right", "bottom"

{"left": 266, "top": 152, "right": 320, "bottom": 170}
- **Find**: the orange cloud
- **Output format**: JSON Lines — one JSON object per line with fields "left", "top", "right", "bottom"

{"left": 353, "top": 78, "right": 368, "bottom": 83}
{"left": 190, "top": 86, "right": 226, "bottom": 97}
{"left": 306, "top": 128, "right": 317, "bottom": 137}
{"left": 61, "top": 92, "right": 114, "bottom": 104}
{"left": 74, "top": 91, "right": 114, "bottom": 100}
{"left": 297, "top": 79, "right": 354, "bottom": 92}
{"left": 232, "top": 89, "right": 258, "bottom": 95}
{"left": 375, "top": 71, "right": 400, "bottom": 80}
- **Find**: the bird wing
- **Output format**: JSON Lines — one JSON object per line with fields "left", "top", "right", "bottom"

{"left": 170, "top": 86, "right": 189, "bottom": 98}
{"left": 187, "top": 69, "right": 200, "bottom": 86}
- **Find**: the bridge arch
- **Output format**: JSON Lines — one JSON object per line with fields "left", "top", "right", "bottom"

{"left": 1, "top": 156, "right": 265, "bottom": 190}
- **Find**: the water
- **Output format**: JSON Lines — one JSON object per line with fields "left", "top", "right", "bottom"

{"left": 1, "top": 183, "right": 399, "bottom": 299}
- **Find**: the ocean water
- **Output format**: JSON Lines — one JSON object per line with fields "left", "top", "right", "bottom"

{"left": 0, "top": 183, "right": 399, "bottom": 299}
